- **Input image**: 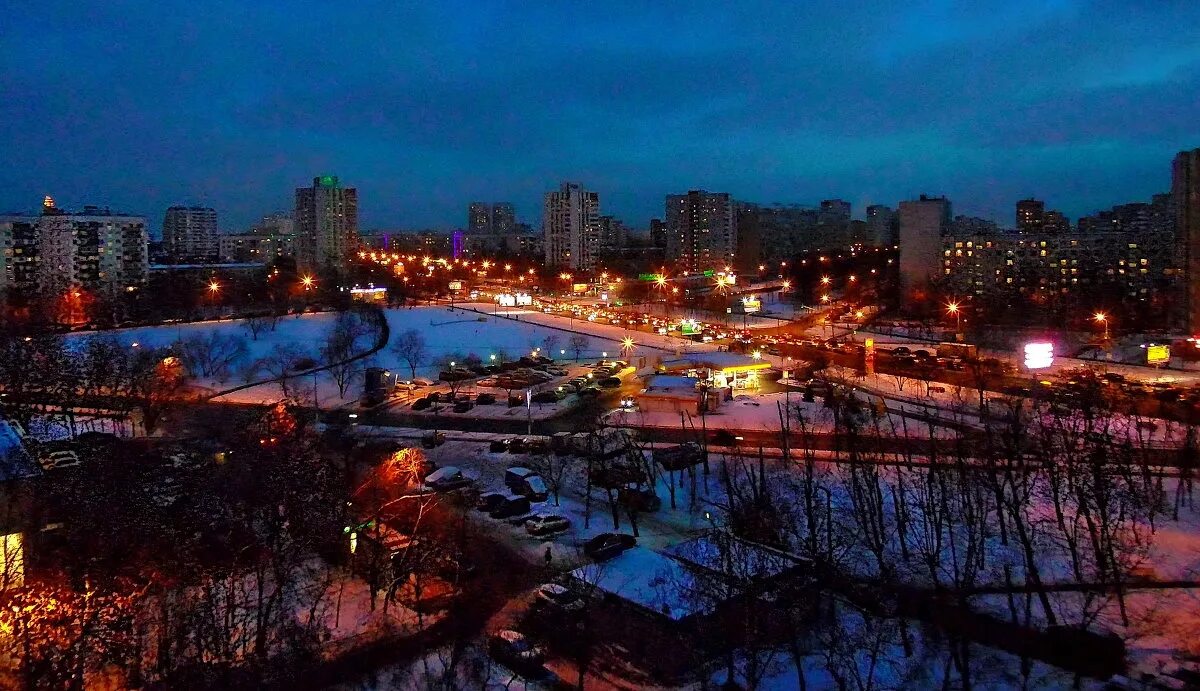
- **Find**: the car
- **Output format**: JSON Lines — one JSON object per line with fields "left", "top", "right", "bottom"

{"left": 534, "top": 583, "right": 584, "bottom": 612}
{"left": 578, "top": 386, "right": 601, "bottom": 398}
{"left": 507, "top": 437, "right": 528, "bottom": 453}
{"left": 424, "top": 466, "right": 473, "bottom": 491}
{"left": 476, "top": 392, "right": 497, "bottom": 405}
{"left": 39, "top": 450, "right": 81, "bottom": 471}
{"left": 525, "top": 438, "right": 549, "bottom": 455}
{"left": 476, "top": 491, "right": 508, "bottom": 513}
{"left": 582, "top": 532, "right": 637, "bottom": 561}
{"left": 505, "top": 466, "right": 539, "bottom": 493}
{"left": 599, "top": 377, "right": 622, "bottom": 388}
{"left": 531, "top": 390, "right": 560, "bottom": 404}
{"left": 421, "top": 431, "right": 446, "bottom": 448}
{"left": 488, "top": 630, "right": 545, "bottom": 672}
{"left": 547, "top": 368, "right": 569, "bottom": 376}
{"left": 525, "top": 514, "right": 571, "bottom": 537}
{"left": 489, "top": 438, "right": 512, "bottom": 453}
{"left": 453, "top": 401, "right": 474, "bottom": 413}
{"left": 411, "top": 397, "right": 432, "bottom": 411}
{"left": 489, "top": 494, "right": 531, "bottom": 519}
{"left": 558, "top": 382, "right": 581, "bottom": 394}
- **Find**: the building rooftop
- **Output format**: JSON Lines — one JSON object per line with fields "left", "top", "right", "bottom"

{"left": 643, "top": 375, "right": 699, "bottom": 392}
{"left": 662, "top": 352, "right": 769, "bottom": 372}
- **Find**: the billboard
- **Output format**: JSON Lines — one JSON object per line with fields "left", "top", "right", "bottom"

{"left": 1147, "top": 344, "right": 1170, "bottom": 364}
{"left": 448, "top": 280, "right": 463, "bottom": 292}
{"left": 680, "top": 319, "right": 703, "bottom": 336}
{"left": 572, "top": 283, "right": 589, "bottom": 293}
{"left": 496, "top": 293, "right": 516, "bottom": 307}
{"left": 515, "top": 292, "right": 532, "bottom": 306}
{"left": 741, "top": 296, "right": 762, "bottom": 313}
{"left": 1023, "top": 342, "right": 1054, "bottom": 370}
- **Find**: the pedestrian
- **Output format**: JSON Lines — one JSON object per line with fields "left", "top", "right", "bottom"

{"left": 543, "top": 545, "right": 552, "bottom": 567}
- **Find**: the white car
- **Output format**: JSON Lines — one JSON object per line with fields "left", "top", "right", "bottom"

{"left": 525, "top": 514, "right": 571, "bottom": 537}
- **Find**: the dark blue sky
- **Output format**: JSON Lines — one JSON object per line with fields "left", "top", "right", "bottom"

{"left": 3, "top": 1, "right": 1199, "bottom": 233}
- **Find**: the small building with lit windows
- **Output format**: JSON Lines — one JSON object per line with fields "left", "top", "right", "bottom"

{"left": 659, "top": 352, "right": 771, "bottom": 391}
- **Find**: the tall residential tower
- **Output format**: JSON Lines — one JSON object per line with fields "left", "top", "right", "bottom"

{"left": 295, "top": 175, "right": 358, "bottom": 271}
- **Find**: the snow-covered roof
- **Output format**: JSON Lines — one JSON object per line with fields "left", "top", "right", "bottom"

{"left": 662, "top": 352, "right": 769, "bottom": 372}
{"left": 570, "top": 547, "right": 706, "bottom": 621}
{"left": 664, "top": 533, "right": 806, "bottom": 583}
{"left": 643, "top": 375, "right": 698, "bottom": 392}
{"left": 0, "top": 420, "right": 40, "bottom": 482}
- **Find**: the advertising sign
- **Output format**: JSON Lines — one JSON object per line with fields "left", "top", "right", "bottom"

{"left": 1023, "top": 342, "right": 1054, "bottom": 370}
{"left": 515, "top": 292, "right": 532, "bottom": 306}
{"left": 742, "top": 296, "right": 762, "bottom": 313}
{"left": 1147, "top": 344, "right": 1170, "bottom": 364}
{"left": 680, "top": 320, "right": 703, "bottom": 336}
{"left": 496, "top": 293, "right": 516, "bottom": 307}
{"left": 448, "top": 280, "right": 463, "bottom": 292}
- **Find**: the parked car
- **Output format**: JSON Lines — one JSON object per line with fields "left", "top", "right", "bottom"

{"left": 411, "top": 397, "right": 432, "bottom": 411}
{"left": 525, "top": 438, "right": 549, "bottom": 455}
{"left": 489, "top": 438, "right": 512, "bottom": 453}
{"left": 599, "top": 376, "right": 622, "bottom": 389}
{"left": 476, "top": 392, "right": 497, "bottom": 405}
{"left": 578, "top": 386, "right": 600, "bottom": 398}
{"left": 505, "top": 466, "right": 538, "bottom": 493}
{"left": 421, "top": 431, "right": 445, "bottom": 448}
{"left": 489, "top": 630, "right": 545, "bottom": 672}
{"left": 424, "top": 466, "right": 473, "bottom": 491}
{"left": 534, "top": 583, "right": 584, "bottom": 612}
{"left": 453, "top": 401, "right": 474, "bottom": 413}
{"left": 489, "top": 495, "right": 531, "bottom": 520}
{"left": 531, "top": 390, "right": 560, "bottom": 404}
{"left": 476, "top": 491, "right": 508, "bottom": 513}
{"left": 525, "top": 514, "right": 571, "bottom": 537}
{"left": 619, "top": 485, "right": 662, "bottom": 512}
{"left": 582, "top": 532, "right": 636, "bottom": 561}
{"left": 39, "top": 450, "right": 81, "bottom": 471}
{"left": 507, "top": 437, "right": 528, "bottom": 453}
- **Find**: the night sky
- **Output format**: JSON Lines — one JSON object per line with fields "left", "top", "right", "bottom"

{"left": 2, "top": 1, "right": 1199, "bottom": 233}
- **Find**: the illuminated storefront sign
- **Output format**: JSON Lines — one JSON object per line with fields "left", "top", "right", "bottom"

{"left": 1023, "top": 342, "right": 1054, "bottom": 370}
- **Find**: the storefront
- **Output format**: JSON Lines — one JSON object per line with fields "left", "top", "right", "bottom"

{"left": 659, "top": 352, "right": 771, "bottom": 392}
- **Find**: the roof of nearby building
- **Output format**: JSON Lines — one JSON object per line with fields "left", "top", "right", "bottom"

{"left": 569, "top": 547, "right": 705, "bottom": 621}
{"left": 0, "top": 420, "right": 41, "bottom": 482}
{"left": 643, "top": 375, "right": 698, "bottom": 392}
{"left": 662, "top": 352, "right": 770, "bottom": 373}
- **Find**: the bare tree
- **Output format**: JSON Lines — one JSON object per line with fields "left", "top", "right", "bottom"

{"left": 392, "top": 328, "right": 428, "bottom": 379}
{"left": 176, "top": 332, "right": 248, "bottom": 381}
{"left": 541, "top": 334, "right": 561, "bottom": 359}
{"left": 569, "top": 334, "right": 590, "bottom": 362}
{"left": 526, "top": 450, "right": 574, "bottom": 506}
{"left": 242, "top": 312, "right": 279, "bottom": 341}
{"left": 249, "top": 344, "right": 307, "bottom": 397}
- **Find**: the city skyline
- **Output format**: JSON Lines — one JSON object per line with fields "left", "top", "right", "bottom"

{"left": 3, "top": 2, "right": 1199, "bottom": 230}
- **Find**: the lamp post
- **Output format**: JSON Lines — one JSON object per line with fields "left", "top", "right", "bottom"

{"left": 1094, "top": 312, "right": 1109, "bottom": 342}
{"left": 947, "top": 301, "right": 962, "bottom": 341}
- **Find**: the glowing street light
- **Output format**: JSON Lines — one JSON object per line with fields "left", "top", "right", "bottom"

{"left": 820, "top": 276, "right": 831, "bottom": 285}
{"left": 1094, "top": 311, "right": 1109, "bottom": 341}
{"left": 947, "top": 301, "right": 962, "bottom": 334}
{"left": 490, "top": 354, "right": 496, "bottom": 362}
{"left": 621, "top": 337, "right": 635, "bottom": 354}
{"left": 820, "top": 294, "right": 830, "bottom": 303}
{"left": 208, "top": 280, "right": 221, "bottom": 294}
{"left": 301, "top": 275, "right": 315, "bottom": 290}
{"left": 752, "top": 350, "right": 762, "bottom": 359}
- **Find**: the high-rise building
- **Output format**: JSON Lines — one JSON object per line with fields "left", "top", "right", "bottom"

{"left": 543, "top": 183, "right": 600, "bottom": 270}
{"left": 596, "top": 215, "right": 627, "bottom": 253}
{"left": 898, "top": 195, "right": 952, "bottom": 291}
{"left": 468, "top": 202, "right": 491, "bottom": 234}
{"left": 162, "top": 205, "right": 218, "bottom": 262}
{"left": 1016, "top": 199, "right": 1045, "bottom": 233}
{"left": 648, "top": 218, "right": 667, "bottom": 248}
{"left": 866, "top": 205, "right": 898, "bottom": 246}
{"left": 491, "top": 203, "right": 516, "bottom": 235}
{"left": 665, "top": 191, "right": 737, "bottom": 274}
{"left": 295, "top": 175, "right": 358, "bottom": 271}
{"left": 1173, "top": 148, "right": 1200, "bottom": 331}
{"left": 0, "top": 197, "right": 148, "bottom": 301}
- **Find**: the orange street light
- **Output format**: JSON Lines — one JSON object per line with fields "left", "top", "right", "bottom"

{"left": 301, "top": 275, "right": 315, "bottom": 290}
{"left": 1094, "top": 311, "right": 1109, "bottom": 340}
{"left": 947, "top": 301, "right": 962, "bottom": 332}
{"left": 208, "top": 280, "right": 221, "bottom": 294}
{"left": 820, "top": 276, "right": 831, "bottom": 285}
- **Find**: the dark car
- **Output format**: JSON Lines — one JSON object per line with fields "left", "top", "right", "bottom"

{"left": 599, "top": 376, "right": 622, "bottom": 389}
{"left": 489, "top": 495, "right": 531, "bottom": 519}
{"left": 531, "top": 390, "right": 560, "bottom": 404}
{"left": 508, "top": 437, "right": 528, "bottom": 453}
{"left": 411, "top": 397, "right": 432, "bottom": 411}
{"left": 525, "top": 438, "right": 549, "bottom": 455}
{"left": 489, "top": 438, "right": 511, "bottom": 453}
{"left": 421, "top": 431, "right": 446, "bottom": 448}
{"left": 583, "top": 533, "right": 636, "bottom": 561}
{"left": 476, "top": 392, "right": 497, "bottom": 405}
{"left": 453, "top": 401, "right": 474, "bottom": 413}
{"left": 489, "top": 630, "right": 545, "bottom": 674}
{"left": 476, "top": 491, "right": 508, "bottom": 513}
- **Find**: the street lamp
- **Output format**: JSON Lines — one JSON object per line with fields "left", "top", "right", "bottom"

{"left": 1094, "top": 312, "right": 1109, "bottom": 341}
{"left": 945, "top": 300, "right": 961, "bottom": 329}
{"left": 208, "top": 280, "right": 221, "bottom": 295}
{"left": 301, "top": 275, "right": 315, "bottom": 290}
